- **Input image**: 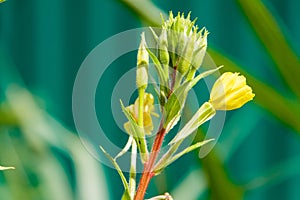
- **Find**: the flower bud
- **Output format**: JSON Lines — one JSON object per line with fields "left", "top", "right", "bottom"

{"left": 177, "top": 33, "right": 196, "bottom": 75}
{"left": 124, "top": 93, "right": 156, "bottom": 135}
{"left": 209, "top": 72, "right": 255, "bottom": 110}
{"left": 136, "top": 32, "right": 149, "bottom": 89}
{"left": 158, "top": 28, "right": 169, "bottom": 66}
{"left": 161, "top": 12, "right": 208, "bottom": 78}
{"left": 191, "top": 29, "right": 208, "bottom": 70}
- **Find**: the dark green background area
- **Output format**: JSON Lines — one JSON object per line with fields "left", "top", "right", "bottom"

{"left": 1, "top": 0, "right": 300, "bottom": 200}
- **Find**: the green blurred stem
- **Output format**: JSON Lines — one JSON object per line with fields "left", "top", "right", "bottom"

{"left": 0, "top": 107, "right": 18, "bottom": 126}
{"left": 119, "top": 0, "right": 167, "bottom": 26}
{"left": 237, "top": 0, "right": 300, "bottom": 99}
{"left": 195, "top": 131, "right": 244, "bottom": 200}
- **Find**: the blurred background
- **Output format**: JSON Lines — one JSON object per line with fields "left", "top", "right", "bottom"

{"left": 1, "top": 0, "right": 300, "bottom": 199}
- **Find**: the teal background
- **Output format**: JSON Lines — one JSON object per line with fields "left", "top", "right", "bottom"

{"left": 1, "top": 0, "right": 300, "bottom": 200}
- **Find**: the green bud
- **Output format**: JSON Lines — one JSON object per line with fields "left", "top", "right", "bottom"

{"left": 177, "top": 33, "right": 196, "bottom": 75}
{"left": 137, "top": 32, "right": 149, "bottom": 66}
{"left": 158, "top": 28, "right": 170, "bottom": 77}
{"left": 136, "top": 66, "right": 148, "bottom": 90}
{"left": 168, "top": 30, "right": 177, "bottom": 67}
{"left": 158, "top": 29, "right": 169, "bottom": 66}
{"left": 192, "top": 29, "right": 208, "bottom": 70}
{"left": 136, "top": 32, "right": 149, "bottom": 89}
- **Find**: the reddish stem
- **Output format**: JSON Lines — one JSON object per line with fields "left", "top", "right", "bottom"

{"left": 135, "top": 64, "right": 177, "bottom": 200}
{"left": 134, "top": 127, "right": 166, "bottom": 200}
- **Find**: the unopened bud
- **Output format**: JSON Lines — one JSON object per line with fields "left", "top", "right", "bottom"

{"left": 136, "top": 32, "right": 149, "bottom": 89}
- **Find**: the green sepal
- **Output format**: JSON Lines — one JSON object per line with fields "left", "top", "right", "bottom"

{"left": 169, "top": 102, "right": 216, "bottom": 144}
{"left": 120, "top": 100, "right": 149, "bottom": 163}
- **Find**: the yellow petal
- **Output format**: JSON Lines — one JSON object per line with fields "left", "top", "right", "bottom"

{"left": 210, "top": 72, "right": 255, "bottom": 110}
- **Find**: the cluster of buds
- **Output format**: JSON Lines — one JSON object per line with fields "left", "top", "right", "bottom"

{"left": 159, "top": 12, "right": 208, "bottom": 81}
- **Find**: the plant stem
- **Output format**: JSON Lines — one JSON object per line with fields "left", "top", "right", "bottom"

{"left": 134, "top": 126, "right": 166, "bottom": 200}
{"left": 138, "top": 88, "right": 145, "bottom": 127}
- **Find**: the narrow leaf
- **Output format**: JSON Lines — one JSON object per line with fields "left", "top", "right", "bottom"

{"left": 115, "top": 136, "right": 133, "bottom": 160}
{"left": 163, "top": 81, "right": 190, "bottom": 131}
{"left": 155, "top": 139, "right": 214, "bottom": 173}
{"left": 189, "top": 65, "right": 223, "bottom": 88}
{"left": 146, "top": 48, "right": 168, "bottom": 87}
{"left": 149, "top": 27, "right": 158, "bottom": 42}
{"left": 100, "top": 146, "right": 130, "bottom": 196}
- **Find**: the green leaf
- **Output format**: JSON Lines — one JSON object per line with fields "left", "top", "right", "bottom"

{"left": 149, "top": 27, "right": 158, "bottom": 42}
{"left": 154, "top": 139, "right": 214, "bottom": 174}
{"left": 237, "top": 0, "right": 300, "bottom": 99}
{"left": 189, "top": 65, "right": 223, "bottom": 88}
{"left": 153, "top": 141, "right": 181, "bottom": 175}
{"left": 163, "top": 81, "right": 190, "bottom": 132}
{"left": 169, "top": 139, "right": 214, "bottom": 165}
{"left": 120, "top": 0, "right": 167, "bottom": 26}
{"left": 100, "top": 146, "right": 131, "bottom": 199}
{"left": 146, "top": 47, "right": 168, "bottom": 87}
{"left": 163, "top": 67, "right": 219, "bottom": 133}
{"left": 122, "top": 190, "right": 132, "bottom": 200}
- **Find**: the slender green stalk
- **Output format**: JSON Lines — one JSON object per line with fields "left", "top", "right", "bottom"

{"left": 138, "top": 88, "right": 145, "bottom": 127}
{"left": 129, "top": 140, "right": 137, "bottom": 199}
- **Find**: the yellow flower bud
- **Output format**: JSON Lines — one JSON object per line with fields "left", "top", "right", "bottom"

{"left": 209, "top": 72, "right": 255, "bottom": 110}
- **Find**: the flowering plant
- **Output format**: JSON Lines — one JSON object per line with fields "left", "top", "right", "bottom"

{"left": 100, "top": 12, "right": 254, "bottom": 200}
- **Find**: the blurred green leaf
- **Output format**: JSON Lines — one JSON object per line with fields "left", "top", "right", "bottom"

{"left": 0, "top": 50, "right": 110, "bottom": 200}
{"left": 244, "top": 155, "right": 300, "bottom": 191}
{"left": 0, "top": 106, "right": 18, "bottom": 126}
{"left": 194, "top": 131, "right": 244, "bottom": 200}
{"left": 119, "top": 0, "right": 167, "bottom": 26}
{"left": 171, "top": 168, "right": 207, "bottom": 200}
{"left": 237, "top": 0, "right": 300, "bottom": 99}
